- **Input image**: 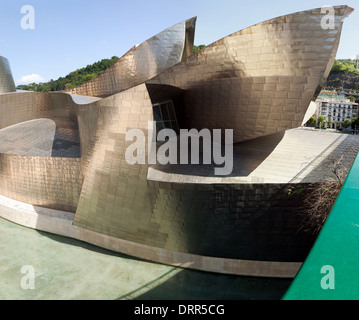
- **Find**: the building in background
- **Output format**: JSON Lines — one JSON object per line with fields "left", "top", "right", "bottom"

{"left": 316, "top": 91, "right": 358, "bottom": 128}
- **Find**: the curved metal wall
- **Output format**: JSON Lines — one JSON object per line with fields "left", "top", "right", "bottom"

{"left": 0, "top": 92, "right": 75, "bottom": 130}
{"left": 70, "top": 83, "right": 314, "bottom": 262}
{"left": 0, "top": 154, "right": 82, "bottom": 212}
{"left": 148, "top": 6, "right": 353, "bottom": 143}
{"left": 0, "top": 91, "right": 83, "bottom": 212}
{"left": 65, "top": 18, "right": 196, "bottom": 98}
{"left": 0, "top": 57, "right": 16, "bottom": 94}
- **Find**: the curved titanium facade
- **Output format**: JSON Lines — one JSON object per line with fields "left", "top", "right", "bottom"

{"left": 0, "top": 6, "right": 355, "bottom": 275}
{"left": 71, "top": 6, "right": 352, "bottom": 261}
{"left": 65, "top": 18, "right": 196, "bottom": 98}
{"left": 0, "top": 92, "right": 82, "bottom": 212}
{"left": 0, "top": 57, "right": 16, "bottom": 94}
{"left": 149, "top": 6, "right": 353, "bottom": 143}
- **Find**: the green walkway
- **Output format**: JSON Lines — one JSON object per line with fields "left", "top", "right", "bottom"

{"left": 284, "top": 152, "right": 359, "bottom": 300}
{"left": 0, "top": 217, "right": 291, "bottom": 300}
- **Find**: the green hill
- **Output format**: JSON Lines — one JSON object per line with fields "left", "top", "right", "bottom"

{"left": 16, "top": 56, "right": 120, "bottom": 92}
{"left": 18, "top": 53, "right": 357, "bottom": 95}
{"left": 324, "top": 59, "right": 359, "bottom": 92}
{"left": 16, "top": 45, "right": 207, "bottom": 93}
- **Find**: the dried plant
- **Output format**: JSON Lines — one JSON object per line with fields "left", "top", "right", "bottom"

{"left": 300, "top": 180, "right": 342, "bottom": 234}
{"left": 300, "top": 153, "right": 352, "bottom": 234}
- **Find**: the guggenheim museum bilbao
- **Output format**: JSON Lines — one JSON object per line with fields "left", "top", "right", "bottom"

{"left": 0, "top": 6, "right": 356, "bottom": 277}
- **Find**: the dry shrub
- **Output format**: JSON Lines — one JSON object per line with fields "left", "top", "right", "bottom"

{"left": 300, "top": 153, "right": 351, "bottom": 234}
{"left": 300, "top": 179, "right": 342, "bottom": 234}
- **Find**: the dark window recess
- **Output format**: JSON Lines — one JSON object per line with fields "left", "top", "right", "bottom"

{"left": 152, "top": 100, "right": 179, "bottom": 137}
{"left": 160, "top": 104, "right": 170, "bottom": 121}
{"left": 153, "top": 105, "right": 162, "bottom": 122}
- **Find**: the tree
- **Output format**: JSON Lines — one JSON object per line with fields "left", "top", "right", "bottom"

{"left": 193, "top": 44, "right": 205, "bottom": 53}
{"left": 16, "top": 56, "right": 119, "bottom": 92}
{"left": 348, "top": 95, "right": 356, "bottom": 102}
{"left": 306, "top": 116, "right": 316, "bottom": 127}
{"left": 342, "top": 118, "right": 351, "bottom": 128}
{"left": 317, "top": 115, "right": 325, "bottom": 128}
{"left": 331, "top": 60, "right": 357, "bottom": 73}
{"left": 351, "top": 117, "right": 359, "bottom": 130}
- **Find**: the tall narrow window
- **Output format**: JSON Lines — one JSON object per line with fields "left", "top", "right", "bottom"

{"left": 152, "top": 100, "right": 179, "bottom": 138}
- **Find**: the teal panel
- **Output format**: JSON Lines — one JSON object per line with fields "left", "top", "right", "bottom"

{"left": 283, "top": 152, "right": 359, "bottom": 300}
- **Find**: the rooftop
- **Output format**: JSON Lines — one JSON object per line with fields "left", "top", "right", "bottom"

{"left": 0, "top": 118, "right": 80, "bottom": 158}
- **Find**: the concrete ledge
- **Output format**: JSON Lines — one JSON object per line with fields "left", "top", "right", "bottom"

{"left": 0, "top": 194, "right": 302, "bottom": 278}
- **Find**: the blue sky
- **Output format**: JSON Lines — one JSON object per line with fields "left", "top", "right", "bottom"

{"left": 1, "top": 0, "right": 358, "bottom": 86}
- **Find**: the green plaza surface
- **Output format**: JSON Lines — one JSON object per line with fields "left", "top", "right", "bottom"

{"left": 0, "top": 217, "right": 291, "bottom": 300}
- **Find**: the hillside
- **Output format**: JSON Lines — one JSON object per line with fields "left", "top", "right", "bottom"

{"left": 17, "top": 55, "right": 358, "bottom": 95}
{"left": 324, "top": 59, "right": 359, "bottom": 93}
{"left": 16, "top": 56, "right": 120, "bottom": 92}
{"left": 325, "top": 72, "right": 359, "bottom": 92}
{"left": 16, "top": 45, "right": 209, "bottom": 93}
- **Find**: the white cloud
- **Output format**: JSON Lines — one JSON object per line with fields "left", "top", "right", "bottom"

{"left": 17, "top": 74, "right": 45, "bottom": 85}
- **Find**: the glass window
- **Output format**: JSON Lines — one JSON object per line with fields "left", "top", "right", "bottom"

{"left": 163, "top": 121, "right": 172, "bottom": 129}
{"left": 153, "top": 105, "right": 162, "bottom": 122}
{"left": 168, "top": 102, "right": 177, "bottom": 120}
{"left": 156, "top": 121, "right": 164, "bottom": 131}
{"left": 152, "top": 100, "right": 180, "bottom": 140}
{"left": 160, "top": 104, "right": 170, "bottom": 121}
{"left": 171, "top": 121, "right": 179, "bottom": 134}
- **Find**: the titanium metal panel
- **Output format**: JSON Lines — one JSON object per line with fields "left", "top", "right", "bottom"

{"left": 65, "top": 17, "right": 196, "bottom": 98}
{"left": 0, "top": 57, "right": 16, "bottom": 94}
{"left": 148, "top": 6, "right": 353, "bottom": 143}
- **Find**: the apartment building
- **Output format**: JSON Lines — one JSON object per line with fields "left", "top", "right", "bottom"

{"left": 316, "top": 92, "right": 358, "bottom": 128}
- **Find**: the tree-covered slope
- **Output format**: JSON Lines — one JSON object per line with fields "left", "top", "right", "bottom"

{"left": 17, "top": 56, "right": 119, "bottom": 92}
{"left": 16, "top": 45, "right": 208, "bottom": 93}
{"left": 324, "top": 59, "right": 359, "bottom": 92}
